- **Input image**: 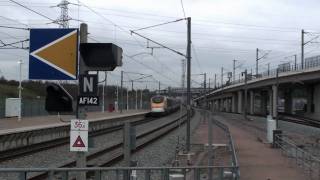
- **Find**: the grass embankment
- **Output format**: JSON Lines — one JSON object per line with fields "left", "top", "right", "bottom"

{"left": 0, "top": 84, "right": 42, "bottom": 99}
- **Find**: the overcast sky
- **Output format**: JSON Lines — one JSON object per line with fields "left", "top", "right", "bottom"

{"left": 1, "top": 0, "right": 320, "bottom": 90}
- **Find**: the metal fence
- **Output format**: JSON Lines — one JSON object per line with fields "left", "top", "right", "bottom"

{"left": 0, "top": 98, "right": 49, "bottom": 119}
{"left": 0, "top": 98, "right": 4, "bottom": 118}
{"left": 196, "top": 109, "right": 240, "bottom": 180}
{"left": 211, "top": 60, "right": 320, "bottom": 90}
{"left": 0, "top": 98, "right": 150, "bottom": 119}
{"left": 0, "top": 166, "right": 240, "bottom": 180}
{"left": 0, "top": 109, "right": 239, "bottom": 180}
{"left": 210, "top": 112, "right": 239, "bottom": 172}
{"left": 274, "top": 134, "right": 320, "bottom": 180}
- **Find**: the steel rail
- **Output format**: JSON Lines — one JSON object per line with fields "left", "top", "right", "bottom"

{"left": 0, "top": 116, "right": 157, "bottom": 162}
{"left": 28, "top": 110, "right": 193, "bottom": 180}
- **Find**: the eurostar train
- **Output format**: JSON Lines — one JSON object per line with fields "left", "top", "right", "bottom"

{"left": 150, "top": 95, "right": 180, "bottom": 115}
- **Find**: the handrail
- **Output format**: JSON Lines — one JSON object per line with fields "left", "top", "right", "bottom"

{"left": 275, "top": 134, "right": 320, "bottom": 162}
{"left": 274, "top": 133, "right": 320, "bottom": 179}
{"left": 195, "top": 60, "right": 320, "bottom": 101}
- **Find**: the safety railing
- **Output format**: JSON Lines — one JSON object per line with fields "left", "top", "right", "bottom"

{"left": 0, "top": 166, "right": 240, "bottom": 180}
{"left": 212, "top": 61, "right": 320, "bottom": 91}
{"left": 198, "top": 109, "right": 240, "bottom": 179}
{"left": 274, "top": 134, "right": 320, "bottom": 179}
{"left": 209, "top": 111, "right": 239, "bottom": 172}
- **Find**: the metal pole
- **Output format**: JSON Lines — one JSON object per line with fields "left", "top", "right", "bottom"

{"left": 214, "top": 74, "right": 216, "bottom": 88}
{"left": 131, "top": 80, "right": 134, "bottom": 109}
{"left": 301, "top": 29, "right": 304, "bottom": 69}
{"left": 126, "top": 87, "right": 129, "bottom": 111}
{"left": 120, "top": 71, "right": 123, "bottom": 113}
{"left": 275, "top": 68, "right": 279, "bottom": 128}
{"left": 294, "top": 54, "right": 297, "bottom": 70}
{"left": 221, "top": 67, "right": 223, "bottom": 88}
{"left": 186, "top": 17, "right": 191, "bottom": 152}
{"left": 124, "top": 122, "right": 131, "bottom": 180}
{"left": 233, "top": 59, "right": 236, "bottom": 82}
{"left": 102, "top": 72, "right": 107, "bottom": 112}
{"left": 244, "top": 69, "right": 248, "bottom": 120}
{"left": 140, "top": 89, "right": 143, "bottom": 109}
{"left": 18, "top": 60, "right": 22, "bottom": 121}
{"left": 158, "top": 81, "right": 160, "bottom": 94}
{"left": 135, "top": 90, "right": 138, "bottom": 110}
{"left": 256, "top": 48, "right": 259, "bottom": 76}
{"left": 102, "top": 73, "right": 105, "bottom": 113}
{"left": 267, "top": 63, "right": 270, "bottom": 76}
{"left": 208, "top": 112, "right": 213, "bottom": 180}
{"left": 76, "top": 23, "right": 88, "bottom": 180}
{"left": 204, "top": 73, "right": 207, "bottom": 109}
{"left": 116, "top": 85, "right": 119, "bottom": 112}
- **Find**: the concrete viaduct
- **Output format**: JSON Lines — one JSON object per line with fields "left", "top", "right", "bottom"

{"left": 194, "top": 63, "right": 320, "bottom": 120}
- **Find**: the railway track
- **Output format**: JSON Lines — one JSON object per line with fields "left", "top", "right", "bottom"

{"left": 278, "top": 113, "right": 320, "bottom": 128}
{"left": 0, "top": 116, "right": 156, "bottom": 162}
{"left": 219, "top": 112, "right": 320, "bottom": 136}
{"left": 28, "top": 110, "right": 192, "bottom": 180}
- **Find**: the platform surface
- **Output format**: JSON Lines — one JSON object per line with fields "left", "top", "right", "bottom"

{"left": 216, "top": 113, "right": 306, "bottom": 180}
{"left": 0, "top": 110, "right": 149, "bottom": 134}
{"left": 191, "top": 111, "right": 305, "bottom": 180}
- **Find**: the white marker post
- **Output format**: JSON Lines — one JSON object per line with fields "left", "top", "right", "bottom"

{"left": 70, "top": 119, "right": 89, "bottom": 152}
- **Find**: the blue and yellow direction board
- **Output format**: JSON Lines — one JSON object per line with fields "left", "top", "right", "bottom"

{"left": 29, "top": 29, "right": 78, "bottom": 80}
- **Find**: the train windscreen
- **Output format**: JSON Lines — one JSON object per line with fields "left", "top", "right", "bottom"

{"left": 152, "top": 96, "right": 164, "bottom": 103}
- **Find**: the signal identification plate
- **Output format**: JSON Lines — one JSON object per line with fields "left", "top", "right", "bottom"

{"left": 78, "top": 96, "right": 99, "bottom": 106}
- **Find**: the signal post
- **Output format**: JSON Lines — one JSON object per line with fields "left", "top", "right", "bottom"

{"left": 42, "top": 23, "right": 123, "bottom": 180}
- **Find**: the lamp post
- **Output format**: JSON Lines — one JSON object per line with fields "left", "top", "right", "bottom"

{"left": 126, "top": 87, "right": 129, "bottom": 111}
{"left": 242, "top": 69, "right": 248, "bottom": 120}
{"left": 101, "top": 72, "right": 107, "bottom": 112}
{"left": 17, "top": 60, "right": 23, "bottom": 121}
{"left": 140, "top": 89, "right": 143, "bottom": 109}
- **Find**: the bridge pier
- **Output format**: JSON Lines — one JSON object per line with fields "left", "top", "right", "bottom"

{"left": 232, "top": 94, "right": 236, "bottom": 113}
{"left": 284, "top": 89, "right": 293, "bottom": 114}
{"left": 249, "top": 91, "right": 254, "bottom": 115}
{"left": 260, "top": 91, "right": 268, "bottom": 116}
{"left": 222, "top": 98, "right": 226, "bottom": 112}
{"left": 238, "top": 90, "right": 243, "bottom": 114}
{"left": 306, "top": 85, "right": 314, "bottom": 114}
{"left": 226, "top": 98, "right": 230, "bottom": 112}
{"left": 272, "top": 85, "right": 278, "bottom": 118}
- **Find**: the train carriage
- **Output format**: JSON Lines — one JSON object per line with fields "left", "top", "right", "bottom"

{"left": 150, "top": 95, "right": 180, "bottom": 115}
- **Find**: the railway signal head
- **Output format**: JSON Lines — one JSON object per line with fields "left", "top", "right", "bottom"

{"left": 79, "top": 43, "right": 123, "bottom": 71}
{"left": 45, "top": 83, "right": 73, "bottom": 113}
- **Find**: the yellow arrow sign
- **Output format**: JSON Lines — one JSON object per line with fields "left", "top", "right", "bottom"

{"left": 30, "top": 30, "right": 78, "bottom": 79}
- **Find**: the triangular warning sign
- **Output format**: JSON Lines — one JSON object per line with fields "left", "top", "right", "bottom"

{"left": 72, "top": 135, "right": 85, "bottom": 147}
{"left": 31, "top": 30, "right": 78, "bottom": 79}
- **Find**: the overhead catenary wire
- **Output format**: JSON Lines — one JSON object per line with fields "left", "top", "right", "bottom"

{"left": 0, "top": 15, "right": 29, "bottom": 27}
{"left": 0, "top": 25, "right": 29, "bottom": 30}
{"left": 131, "top": 18, "right": 185, "bottom": 32}
{"left": 88, "top": 36, "right": 181, "bottom": 86}
{"left": 3, "top": 0, "right": 320, "bottom": 85}
{"left": 80, "top": 0, "right": 184, "bottom": 81}
{"left": 5, "top": 1, "right": 320, "bottom": 34}
{"left": 180, "top": 0, "right": 187, "bottom": 18}
{"left": 63, "top": 4, "right": 320, "bottom": 32}
{"left": 68, "top": 4, "right": 320, "bottom": 33}
{"left": 8, "top": 0, "right": 55, "bottom": 22}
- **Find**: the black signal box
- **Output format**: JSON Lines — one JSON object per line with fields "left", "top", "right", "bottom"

{"left": 80, "top": 43, "right": 123, "bottom": 71}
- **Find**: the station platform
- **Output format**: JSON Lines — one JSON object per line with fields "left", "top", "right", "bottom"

{"left": 191, "top": 111, "right": 305, "bottom": 180}
{"left": 0, "top": 110, "right": 149, "bottom": 133}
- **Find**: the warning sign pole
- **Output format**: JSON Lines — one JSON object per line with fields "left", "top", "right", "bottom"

{"left": 75, "top": 23, "right": 88, "bottom": 180}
